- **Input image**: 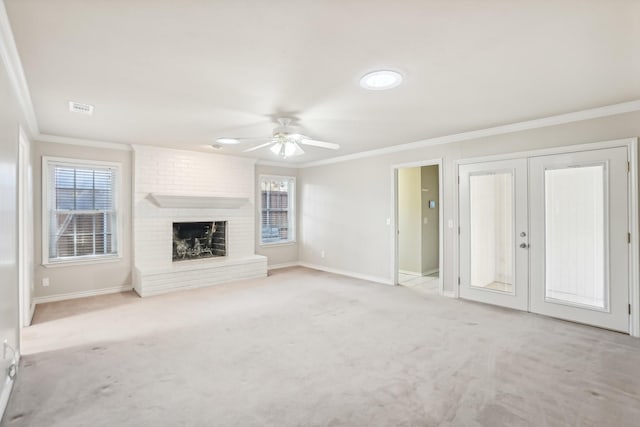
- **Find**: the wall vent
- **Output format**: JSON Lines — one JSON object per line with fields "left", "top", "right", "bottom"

{"left": 68, "top": 101, "right": 94, "bottom": 115}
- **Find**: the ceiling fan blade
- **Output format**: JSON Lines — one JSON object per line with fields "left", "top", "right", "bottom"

{"left": 290, "top": 142, "right": 305, "bottom": 157}
{"left": 242, "top": 141, "right": 274, "bottom": 152}
{"left": 229, "top": 137, "right": 273, "bottom": 143}
{"left": 300, "top": 139, "right": 340, "bottom": 150}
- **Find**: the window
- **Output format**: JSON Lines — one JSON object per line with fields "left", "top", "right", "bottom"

{"left": 43, "top": 157, "right": 120, "bottom": 265}
{"left": 260, "top": 175, "right": 295, "bottom": 245}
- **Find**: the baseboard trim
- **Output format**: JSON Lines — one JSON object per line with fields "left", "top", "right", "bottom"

{"left": 298, "top": 262, "right": 393, "bottom": 286}
{"left": 33, "top": 285, "right": 133, "bottom": 304}
{"left": 398, "top": 269, "right": 421, "bottom": 276}
{"left": 442, "top": 290, "right": 456, "bottom": 298}
{"left": 27, "top": 302, "right": 35, "bottom": 326}
{"left": 268, "top": 262, "right": 300, "bottom": 271}
{"left": 422, "top": 268, "right": 439, "bottom": 276}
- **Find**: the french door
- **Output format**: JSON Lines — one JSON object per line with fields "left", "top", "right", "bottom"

{"left": 459, "top": 159, "right": 529, "bottom": 311}
{"left": 459, "top": 146, "right": 630, "bottom": 332}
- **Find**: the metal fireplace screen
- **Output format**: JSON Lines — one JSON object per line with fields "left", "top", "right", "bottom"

{"left": 172, "top": 221, "right": 226, "bottom": 261}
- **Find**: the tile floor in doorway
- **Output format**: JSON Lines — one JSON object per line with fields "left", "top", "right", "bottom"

{"left": 398, "top": 272, "right": 439, "bottom": 294}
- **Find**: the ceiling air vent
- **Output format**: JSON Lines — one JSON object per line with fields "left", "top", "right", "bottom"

{"left": 68, "top": 101, "right": 94, "bottom": 115}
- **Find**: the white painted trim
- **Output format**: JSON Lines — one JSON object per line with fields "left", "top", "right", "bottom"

{"left": 391, "top": 159, "right": 444, "bottom": 296}
{"left": 33, "top": 284, "right": 133, "bottom": 305}
{"left": 28, "top": 303, "right": 35, "bottom": 326}
{"left": 628, "top": 139, "right": 639, "bottom": 337}
{"left": 398, "top": 270, "right": 422, "bottom": 277}
{"left": 267, "top": 261, "right": 300, "bottom": 270}
{"left": 298, "top": 262, "right": 392, "bottom": 286}
{"left": 442, "top": 290, "right": 456, "bottom": 298}
{"left": 41, "top": 156, "right": 124, "bottom": 267}
{"left": 0, "top": 2, "right": 38, "bottom": 136}
{"left": 37, "top": 134, "right": 132, "bottom": 151}
{"left": 454, "top": 137, "right": 639, "bottom": 336}
{"left": 300, "top": 100, "right": 640, "bottom": 168}
{"left": 258, "top": 174, "right": 296, "bottom": 245}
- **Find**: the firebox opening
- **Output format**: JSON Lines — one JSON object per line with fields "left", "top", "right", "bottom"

{"left": 172, "top": 221, "right": 226, "bottom": 262}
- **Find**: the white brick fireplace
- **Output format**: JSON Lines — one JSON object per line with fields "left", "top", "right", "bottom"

{"left": 132, "top": 145, "right": 267, "bottom": 297}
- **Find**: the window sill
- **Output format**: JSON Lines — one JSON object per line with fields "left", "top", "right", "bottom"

{"left": 42, "top": 255, "right": 123, "bottom": 268}
{"left": 260, "top": 241, "right": 297, "bottom": 248}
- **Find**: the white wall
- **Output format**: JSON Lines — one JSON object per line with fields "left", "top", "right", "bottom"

{"left": 398, "top": 167, "right": 422, "bottom": 274}
{"left": 32, "top": 142, "right": 133, "bottom": 301}
{"left": 0, "top": 31, "right": 32, "bottom": 418}
{"left": 298, "top": 155, "right": 392, "bottom": 282}
{"left": 255, "top": 164, "right": 299, "bottom": 268}
{"left": 298, "top": 110, "right": 640, "bottom": 291}
{"left": 421, "top": 165, "right": 439, "bottom": 274}
{"left": 132, "top": 145, "right": 256, "bottom": 271}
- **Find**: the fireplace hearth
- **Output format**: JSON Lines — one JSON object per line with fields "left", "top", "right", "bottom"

{"left": 172, "top": 221, "right": 226, "bottom": 261}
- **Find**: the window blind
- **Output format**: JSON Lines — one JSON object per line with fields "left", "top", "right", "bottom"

{"left": 260, "top": 176, "right": 295, "bottom": 244}
{"left": 48, "top": 164, "right": 117, "bottom": 260}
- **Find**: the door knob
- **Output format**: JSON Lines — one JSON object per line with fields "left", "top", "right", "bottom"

{"left": 519, "top": 243, "right": 529, "bottom": 248}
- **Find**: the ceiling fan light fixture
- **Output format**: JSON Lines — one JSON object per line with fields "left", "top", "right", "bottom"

{"left": 270, "top": 142, "right": 283, "bottom": 156}
{"left": 284, "top": 142, "right": 298, "bottom": 158}
{"left": 216, "top": 138, "right": 241, "bottom": 145}
{"left": 359, "top": 70, "right": 403, "bottom": 90}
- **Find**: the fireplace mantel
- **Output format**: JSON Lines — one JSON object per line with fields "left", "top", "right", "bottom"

{"left": 147, "top": 193, "right": 249, "bottom": 209}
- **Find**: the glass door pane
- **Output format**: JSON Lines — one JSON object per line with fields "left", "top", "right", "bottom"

{"left": 544, "top": 165, "right": 607, "bottom": 310}
{"left": 469, "top": 172, "right": 514, "bottom": 293}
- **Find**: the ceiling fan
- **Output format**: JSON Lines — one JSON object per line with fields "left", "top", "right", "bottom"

{"left": 215, "top": 118, "right": 340, "bottom": 158}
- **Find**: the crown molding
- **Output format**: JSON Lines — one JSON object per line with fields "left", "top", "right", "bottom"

{"left": 37, "top": 133, "right": 132, "bottom": 151}
{"left": 38, "top": 98, "right": 640, "bottom": 167}
{"left": 299, "top": 99, "right": 640, "bottom": 168}
{"left": 0, "top": 1, "right": 38, "bottom": 136}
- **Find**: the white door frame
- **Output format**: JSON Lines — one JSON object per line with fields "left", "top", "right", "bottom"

{"left": 391, "top": 159, "right": 444, "bottom": 294}
{"left": 18, "top": 126, "right": 33, "bottom": 335}
{"left": 454, "top": 138, "right": 639, "bottom": 337}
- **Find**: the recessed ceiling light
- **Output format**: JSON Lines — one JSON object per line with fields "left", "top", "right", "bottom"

{"left": 359, "top": 70, "right": 403, "bottom": 90}
{"left": 216, "top": 138, "right": 240, "bottom": 145}
{"left": 69, "top": 101, "right": 94, "bottom": 115}
{"left": 210, "top": 144, "right": 223, "bottom": 150}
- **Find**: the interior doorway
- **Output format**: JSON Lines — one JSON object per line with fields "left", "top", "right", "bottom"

{"left": 393, "top": 161, "right": 443, "bottom": 295}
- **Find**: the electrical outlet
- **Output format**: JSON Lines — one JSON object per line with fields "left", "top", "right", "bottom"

{"left": 42, "top": 277, "right": 49, "bottom": 287}
{"left": 320, "top": 250, "right": 325, "bottom": 259}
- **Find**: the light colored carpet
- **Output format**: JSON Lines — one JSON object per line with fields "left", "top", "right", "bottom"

{"left": 2, "top": 267, "right": 640, "bottom": 426}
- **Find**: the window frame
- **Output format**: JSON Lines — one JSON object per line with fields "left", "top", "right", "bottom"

{"left": 259, "top": 174, "right": 296, "bottom": 246}
{"left": 42, "top": 156, "right": 123, "bottom": 267}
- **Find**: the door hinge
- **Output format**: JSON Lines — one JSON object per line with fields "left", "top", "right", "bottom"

{"left": 629, "top": 232, "right": 631, "bottom": 244}
{"left": 458, "top": 175, "right": 460, "bottom": 184}
{"left": 629, "top": 304, "right": 632, "bottom": 315}
{"left": 628, "top": 161, "right": 631, "bottom": 173}
{"left": 458, "top": 226, "right": 461, "bottom": 235}
{"left": 458, "top": 277, "right": 461, "bottom": 285}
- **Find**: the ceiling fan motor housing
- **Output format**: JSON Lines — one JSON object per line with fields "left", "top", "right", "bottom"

{"left": 272, "top": 124, "right": 304, "bottom": 140}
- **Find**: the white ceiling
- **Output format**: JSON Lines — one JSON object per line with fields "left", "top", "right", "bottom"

{"left": 5, "top": 0, "right": 640, "bottom": 163}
